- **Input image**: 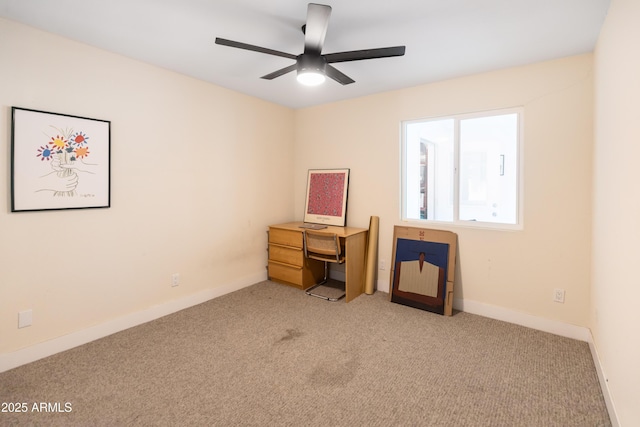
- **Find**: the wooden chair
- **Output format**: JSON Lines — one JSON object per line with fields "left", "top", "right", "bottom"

{"left": 303, "top": 229, "right": 346, "bottom": 301}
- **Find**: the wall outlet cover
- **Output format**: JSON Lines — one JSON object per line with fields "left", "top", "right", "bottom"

{"left": 18, "top": 309, "right": 33, "bottom": 328}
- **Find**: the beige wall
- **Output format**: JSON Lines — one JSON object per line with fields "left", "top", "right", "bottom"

{"left": 593, "top": 0, "right": 640, "bottom": 424}
{"left": 295, "top": 54, "right": 594, "bottom": 327}
{"left": 0, "top": 18, "right": 295, "bottom": 354}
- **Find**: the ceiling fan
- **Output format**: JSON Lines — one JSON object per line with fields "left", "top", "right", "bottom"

{"left": 215, "top": 3, "right": 406, "bottom": 86}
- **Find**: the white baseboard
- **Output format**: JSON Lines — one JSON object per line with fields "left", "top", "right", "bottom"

{"left": 0, "top": 272, "right": 266, "bottom": 373}
{"left": 377, "top": 287, "right": 590, "bottom": 341}
{"left": 453, "top": 297, "right": 591, "bottom": 341}
{"left": 377, "top": 278, "right": 391, "bottom": 293}
{"left": 588, "top": 338, "right": 620, "bottom": 427}
{"left": 329, "top": 270, "right": 346, "bottom": 282}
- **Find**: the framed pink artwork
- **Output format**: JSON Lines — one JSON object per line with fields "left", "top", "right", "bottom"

{"left": 303, "top": 168, "right": 350, "bottom": 226}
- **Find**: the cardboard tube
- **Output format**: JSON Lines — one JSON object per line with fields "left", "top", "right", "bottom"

{"left": 364, "top": 215, "right": 379, "bottom": 295}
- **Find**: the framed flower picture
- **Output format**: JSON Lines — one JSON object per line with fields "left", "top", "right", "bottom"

{"left": 303, "top": 168, "right": 350, "bottom": 227}
{"left": 11, "top": 107, "right": 111, "bottom": 212}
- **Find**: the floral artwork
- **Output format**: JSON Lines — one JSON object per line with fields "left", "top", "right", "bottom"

{"left": 303, "top": 169, "right": 349, "bottom": 226}
{"left": 11, "top": 107, "right": 110, "bottom": 212}
{"left": 36, "top": 127, "right": 92, "bottom": 197}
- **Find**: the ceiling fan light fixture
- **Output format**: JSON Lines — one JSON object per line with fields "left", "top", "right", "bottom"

{"left": 296, "top": 53, "right": 327, "bottom": 86}
{"left": 297, "top": 70, "right": 326, "bottom": 86}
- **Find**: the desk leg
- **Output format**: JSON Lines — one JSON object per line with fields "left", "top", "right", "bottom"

{"left": 344, "top": 231, "right": 368, "bottom": 303}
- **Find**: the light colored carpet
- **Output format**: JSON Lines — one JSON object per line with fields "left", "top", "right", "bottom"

{"left": 306, "top": 279, "right": 346, "bottom": 301}
{"left": 0, "top": 281, "right": 611, "bottom": 426}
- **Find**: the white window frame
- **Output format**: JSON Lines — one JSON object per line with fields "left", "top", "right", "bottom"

{"left": 401, "top": 107, "right": 524, "bottom": 230}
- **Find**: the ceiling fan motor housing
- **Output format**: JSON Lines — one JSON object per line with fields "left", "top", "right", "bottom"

{"left": 297, "top": 53, "right": 327, "bottom": 75}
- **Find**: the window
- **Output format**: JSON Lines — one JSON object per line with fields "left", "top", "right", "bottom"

{"left": 401, "top": 108, "right": 522, "bottom": 228}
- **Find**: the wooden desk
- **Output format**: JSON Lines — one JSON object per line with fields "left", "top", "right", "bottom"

{"left": 267, "top": 222, "right": 368, "bottom": 303}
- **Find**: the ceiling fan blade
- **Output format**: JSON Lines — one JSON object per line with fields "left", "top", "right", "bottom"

{"left": 325, "top": 65, "right": 355, "bottom": 85}
{"left": 261, "top": 64, "right": 297, "bottom": 80}
{"left": 324, "top": 46, "right": 406, "bottom": 64}
{"left": 304, "top": 3, "right": 332, "bottom": 55}
{"left": 215, "top": 37, "right": 297, "bottom": 60}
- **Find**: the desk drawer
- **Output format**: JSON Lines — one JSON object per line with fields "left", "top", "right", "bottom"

{"left": 268, "top": 261, "right": 304, "bottom": 288}
{"left": 269, "top": 244, "right": 303, "bottom": 267}
{"left": 269, "top": 228, "right": 303, "bottom": 248}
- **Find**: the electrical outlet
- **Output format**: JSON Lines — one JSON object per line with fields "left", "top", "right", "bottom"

{"left": 379, "top": 259, "right": 386, "bottom": 270}
{"left": 553, "top": 288, "right": 565, "bottom": 303}
{"left": 18, "top": 309, "right": 32, "bottom": 328}
{"left": 171, "top": 273, "right": 180, "bottom": 287}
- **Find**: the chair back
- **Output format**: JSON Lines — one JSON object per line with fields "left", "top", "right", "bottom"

{"left": 303, "top": 230, "right": 344, "bottom": 264}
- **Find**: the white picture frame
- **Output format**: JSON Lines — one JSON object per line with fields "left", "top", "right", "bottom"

{"left": 11, "top": 107, "right": 111, "bottom": 212}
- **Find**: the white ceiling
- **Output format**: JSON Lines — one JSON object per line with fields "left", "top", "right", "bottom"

{"left": 0, "top": 0, "right": 610, "bottom": 109}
